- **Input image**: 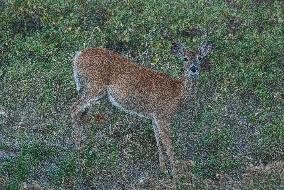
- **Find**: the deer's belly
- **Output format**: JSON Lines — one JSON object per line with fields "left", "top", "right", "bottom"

{"left": 106, "top": 88, "right": 152, "bottom": 119}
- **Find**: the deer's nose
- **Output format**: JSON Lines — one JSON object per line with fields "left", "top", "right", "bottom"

{"left": 190, "top": 65, "right": 198, "bottom": 73}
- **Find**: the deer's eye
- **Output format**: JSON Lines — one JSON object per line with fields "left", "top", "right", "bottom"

{"left": 184, "top": 57, "right": 189, "bottom": 61}
{"left": 196, "top": 55, "right": 202, "bottom": 62}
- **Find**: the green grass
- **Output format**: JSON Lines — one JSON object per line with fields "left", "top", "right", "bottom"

{"left": 1, "top": 0, "right": 283, "bottom": 189}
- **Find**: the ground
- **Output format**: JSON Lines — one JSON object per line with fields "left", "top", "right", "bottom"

{"left": 0, "top": 0, "right": 283, "bottom": 189}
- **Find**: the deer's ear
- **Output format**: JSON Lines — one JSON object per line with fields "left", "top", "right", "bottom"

{"left": 198, "top": 42, "right": 213, "bottom": 58}
{"left": 170, "top": 42, "right": 186, "bottom": 57}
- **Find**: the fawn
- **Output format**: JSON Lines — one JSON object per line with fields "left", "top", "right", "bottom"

{"left": 70, "top": 42, "right": 213, "bottom": 178}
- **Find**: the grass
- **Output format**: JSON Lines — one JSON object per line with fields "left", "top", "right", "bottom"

{"left": 0, "top": 0, "right": 283, "bottom": 189}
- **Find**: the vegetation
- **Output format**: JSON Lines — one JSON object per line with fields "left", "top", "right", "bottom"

{"left": 0, "top": 0, "right": 283, "bottom": 189}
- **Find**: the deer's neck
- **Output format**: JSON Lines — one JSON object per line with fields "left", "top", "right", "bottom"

{"left": 182, "top": 76, "right": 198, "bottom": 103}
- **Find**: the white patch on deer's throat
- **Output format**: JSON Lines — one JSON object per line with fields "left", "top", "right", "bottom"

{"left": 107, "top": 88, "right": 148, "bottom": 118}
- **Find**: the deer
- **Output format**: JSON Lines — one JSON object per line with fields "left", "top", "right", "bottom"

{"left": 70, "top": 41, "right": 213, "bottom": 180}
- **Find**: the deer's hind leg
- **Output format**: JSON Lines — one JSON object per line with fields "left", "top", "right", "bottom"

{"left": 70, "top": 86, "right": 106, "bottom": 189}
{"left": 71, "top": 91, "right": 105, "bottom": 120}
{"left": 71, "top": 81, "right": 106, "bottom": 149}
{"left": 71, "top": 94, "right": 97, "bottom": 150}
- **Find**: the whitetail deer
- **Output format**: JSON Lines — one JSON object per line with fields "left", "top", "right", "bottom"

{"left": 70, "top": 42, "right": 213, "bottom": 178}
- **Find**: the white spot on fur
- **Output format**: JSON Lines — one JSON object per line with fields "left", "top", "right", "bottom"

{"left": 74, "top": 51, "right": 82, "bottom": 61}
{"left": 73, "top": 51, "right": 81, "bottom": 92}
{"left": 151, "top": 113, "right": 160, "bottom": 140}
{"left": 0, "top": 110, "right": 7, "bottom": 117}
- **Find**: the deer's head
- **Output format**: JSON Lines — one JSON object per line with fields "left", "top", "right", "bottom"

{"left": 171, "top": 42, "right": 213, "bottom": 79}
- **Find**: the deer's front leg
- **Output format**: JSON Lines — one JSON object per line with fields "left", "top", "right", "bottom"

{"left": 152, "top": 119, "right": 167, "bottom": 172}
{"left": 152, "top": 114, "right": 175, "bottom": 178}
